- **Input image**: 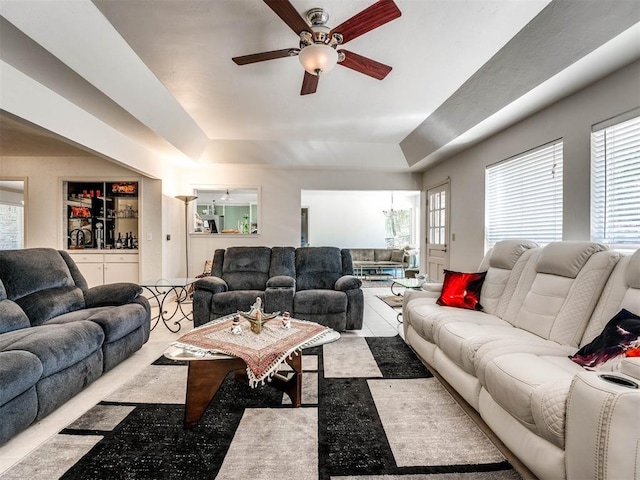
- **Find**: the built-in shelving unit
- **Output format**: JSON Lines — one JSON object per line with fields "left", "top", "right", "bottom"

{"left": 63, "top": 180, "right": 140, "bottom": 286}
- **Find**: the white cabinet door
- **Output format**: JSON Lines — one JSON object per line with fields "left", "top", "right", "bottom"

{"left": 69, "top": 252, "right": 138, "bottom": 285}
{"left": 76, "top": 262, "right": 105, "bottom": 288}
{"left": 104, "top": 262, "right": 139, "bottom": 284}
{"left": 104, "top": 253, "right": 139, "bottom": 283}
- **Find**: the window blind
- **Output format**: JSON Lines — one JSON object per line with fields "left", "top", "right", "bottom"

{"left": 591, "top": 113, "right": 640, "bottom": 251}
{"left": 485, "top": 141, "right": 563, "bottom": 249}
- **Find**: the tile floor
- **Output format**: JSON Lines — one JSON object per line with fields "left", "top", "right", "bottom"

{"left": 0, "top": 285, "right": 403, "bottom": 474}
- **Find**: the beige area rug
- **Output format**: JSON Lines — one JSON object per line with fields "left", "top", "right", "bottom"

{"left": 2, "top": 336, "right": 521, "bottom": 480}
{"left": 369, "top": 378, "right": 505, "bottom": 467}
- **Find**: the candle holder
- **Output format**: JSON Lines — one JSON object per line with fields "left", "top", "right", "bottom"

{"left": 238, "top": 297, "right": 279, "bottom": 334}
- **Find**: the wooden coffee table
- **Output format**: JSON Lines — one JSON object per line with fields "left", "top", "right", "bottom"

{"left": 164, "top": 328, "right": 340, "bottom": 428}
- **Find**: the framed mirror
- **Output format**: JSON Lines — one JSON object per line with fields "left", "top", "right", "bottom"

{"left": 192, "top": 187, "right": 260, "bottom": 235}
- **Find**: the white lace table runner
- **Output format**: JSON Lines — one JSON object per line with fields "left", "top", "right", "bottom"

{"left": 172, "top": 315, "right": 332, "bottom": 387}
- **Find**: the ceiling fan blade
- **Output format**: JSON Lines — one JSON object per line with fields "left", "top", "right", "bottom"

{"left": 300, "top": 71, "right": 319, "bottom": 95}
{"left": 232, "top": 48, "right": 299, "bottom": 65}
{"left": 330, "top": 0, "right": 401, "bottom": 44}
{"left": 338, "top": 50, "right": 392, "bottom": 80}
{"left": 263, "top": 0, "right": 310, "bottom": 35}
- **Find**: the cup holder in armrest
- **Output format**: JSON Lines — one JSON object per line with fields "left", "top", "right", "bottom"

{"left": 598, "top": 374, "right": 639, "bottom": 389}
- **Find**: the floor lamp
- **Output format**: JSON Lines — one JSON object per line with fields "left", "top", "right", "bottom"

{"left": 175, "top": 195, "right": 197, "bottom": 278}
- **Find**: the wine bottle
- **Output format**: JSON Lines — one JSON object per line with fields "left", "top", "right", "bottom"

{"left": 116, "top": 232, "right": 123, "bottom": 249}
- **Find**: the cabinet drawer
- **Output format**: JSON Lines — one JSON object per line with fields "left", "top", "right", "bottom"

{"left": 69, "top": 253, "right": 105, "bottom": 263}
{"left": 106, "top": 253, "right": 138, "bottom": 263}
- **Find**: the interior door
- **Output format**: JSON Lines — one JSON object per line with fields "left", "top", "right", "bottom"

{"left": 426, "top": 182, "right": 450, "bottom": 282}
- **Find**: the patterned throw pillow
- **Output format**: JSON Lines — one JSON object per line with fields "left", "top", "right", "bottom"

{"left": 570, "top": 309, "right": 640, "bottom": 371}
{"left": 436, "top": 270, "right": 487, "bottom": 311}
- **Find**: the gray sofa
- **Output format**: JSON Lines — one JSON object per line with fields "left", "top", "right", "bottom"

{"left": 349, "top": 248, "right": 409, "bottom": 278}
{"left": 0, "top": 248, "right": 150, "bottom": 445}
{"left": 193, "top": 246, "right": 363, "bottom": 331}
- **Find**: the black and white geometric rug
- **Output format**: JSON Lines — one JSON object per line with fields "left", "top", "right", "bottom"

{"left": 3, "top": 336, "right": 521, "bottom": 480}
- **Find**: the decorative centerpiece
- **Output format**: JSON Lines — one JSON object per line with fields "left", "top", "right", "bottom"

{"left": 238, "top": 297, "right": 279, "bottom": 334}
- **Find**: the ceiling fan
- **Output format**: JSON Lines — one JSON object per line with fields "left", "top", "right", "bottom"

{"left": 232, "top": 0, "right": 401, "bottom": 95}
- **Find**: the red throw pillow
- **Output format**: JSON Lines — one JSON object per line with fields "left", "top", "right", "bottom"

{"left": 436, "top": 270, "right": 487, "bottom": 311}
{"left": 569, "top": 309, "right": 640, "bottom": 371}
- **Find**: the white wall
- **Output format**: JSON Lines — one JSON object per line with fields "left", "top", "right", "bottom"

{"left": 301, "top": 190, "right": 419, "bottom": 249}
{"left": 421, "top": 60, "right": 640, "bottom": 272}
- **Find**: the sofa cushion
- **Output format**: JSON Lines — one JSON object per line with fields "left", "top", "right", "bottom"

{"left": 374, "top": 249, "right": 393, "bottom": 262}
{"left": 405, "top": 294, "right": 507, "bottom": 344}
{"left": 15, "top": 286, "right": 86, "bottom": 326}
{"left": 222, "top": 246, "right": 272, "bottom": 291}
{"left": 294, "top": 289, "right": 347, "bottom": 314}
{"left": 49, "top": 304, "right": 148, "bottom": 344}
{"left": 0, "top": 298, "right": 30, "bottom": 334}
{"left": 84, "top": 283, "right": 142, "bottom": 308}
{"left": 296, "top": 247, "right": 343, "bottom": 291}
{"left": 0, "top": 322, "right": 104, "bottom": 377}
{"left": 570, "top": 309, "right": 640, "bottom": 371}
{"left": 536, "top": 241, "right": 607, "bottom": 278}
{"left": 483, "top": 353, "right": 583, "bottom": 448}
{"left": 437, "top": 321, "right": 535, "bottom": 374}
{"left": 489, "top": 239, "right": 539, "bottom": 270}
{"left": 350, "top": 249, "right": 374, "bottom": 262}
{"left": 437, "top": 270, "right": 487, "bottom": 311}
{"left": 270, "top": 247, "right": 296, "bottom": 277}
{"left": 0, "top": 248, "right": 75, "bottom": 300}
{"left": 0, "top": 350, "right": 42, "bottom": 407}
{"left": 511, "top": 249, "right": 619, "bottom": 346}
{"left": 213, "top": 290, "right": 266, "bottom": 316}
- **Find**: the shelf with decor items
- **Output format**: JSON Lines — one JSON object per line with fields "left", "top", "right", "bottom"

{"left": 63, "top": 180, "right": 140, "bottom": 286}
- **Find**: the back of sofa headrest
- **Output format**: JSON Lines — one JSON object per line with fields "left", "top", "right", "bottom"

{"left": 625, "top": 249, "right": 640, "bottom": 288}
{"left": 0, "top": 248, "right": 74, "bottom": 300}
{"left": 489, "top": 239, "right": 539, "bottom": 270}
{"left": 536, "top": 241, "right": 608, "bottom": 278}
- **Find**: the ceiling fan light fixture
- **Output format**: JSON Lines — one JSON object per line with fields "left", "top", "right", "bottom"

{"left": 298, "top": 43, "right": 338, "bottom": 76}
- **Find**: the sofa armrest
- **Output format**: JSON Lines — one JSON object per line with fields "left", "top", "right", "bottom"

{"left": 335, "top": 275, "right": 362, "bottom": 291}
{"left": 621, "top": 357, "right": 640, "bottom": 380}
{"left": 194, "top": 276, "right": 228, "bottom": 294}
{"left": 267, "top": 275, "right": 296, "bottom": 289}
{"left": 265, "top": 279, "right": 295, "bottom": 315}
{"left": 421, "top": 282, "right": 443, "bottom": 293}
{"left": 85, "top": 283, "right": 142, "bottom": 308}
{"left": 565, "top": 371, "right": 640, "bottom": 480}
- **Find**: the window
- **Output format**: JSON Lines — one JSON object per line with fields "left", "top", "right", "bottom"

{"left": 485, "top": 141, "right": 563, "bottom": 249}
{"left": 591, "top": 111, "right": 640, "bottom": 251}
{"left": 0, "top": 180, "right": 25, "bottom": 250}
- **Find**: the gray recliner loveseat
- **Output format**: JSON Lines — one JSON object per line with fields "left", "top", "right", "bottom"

{"left": 193, "top": 246, "right": 363, "bottom": 331}
{"left": 0, "top": 248, "right": 150, "bottom": 445}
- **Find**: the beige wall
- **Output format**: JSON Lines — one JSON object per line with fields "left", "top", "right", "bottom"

{"left": 1, "top": 155, "right": 421, "bottom": 278}
{"left": 177, "top": 164, "right": 422, "bottom": 276}
{"left": 421, "top": 60, "right": 640, "bottom": 271}
{"left": 0, "top": 155, "right": 163, "bottom": 280}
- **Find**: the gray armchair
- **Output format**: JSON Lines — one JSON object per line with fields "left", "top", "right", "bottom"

{"left": 193, "top": 246, "right": 296, "bottom": 326}
{"left": 293, "top": 247, "right": 363, "bottom": 331}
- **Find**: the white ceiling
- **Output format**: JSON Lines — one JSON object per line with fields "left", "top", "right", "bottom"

{"left": 1, "top": 0, "right": 639, "bottom": 175}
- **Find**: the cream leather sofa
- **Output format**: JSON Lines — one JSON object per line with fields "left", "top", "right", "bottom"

{"left": 403, "top": 240, "right": 640, "bottom": 480}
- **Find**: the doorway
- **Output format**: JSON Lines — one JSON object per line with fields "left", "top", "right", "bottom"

{"left": 426, "top": 181, "right": 450, "bottom": 281}
{"left": 301, "top": 207, "right": 309, "bottom": 246}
